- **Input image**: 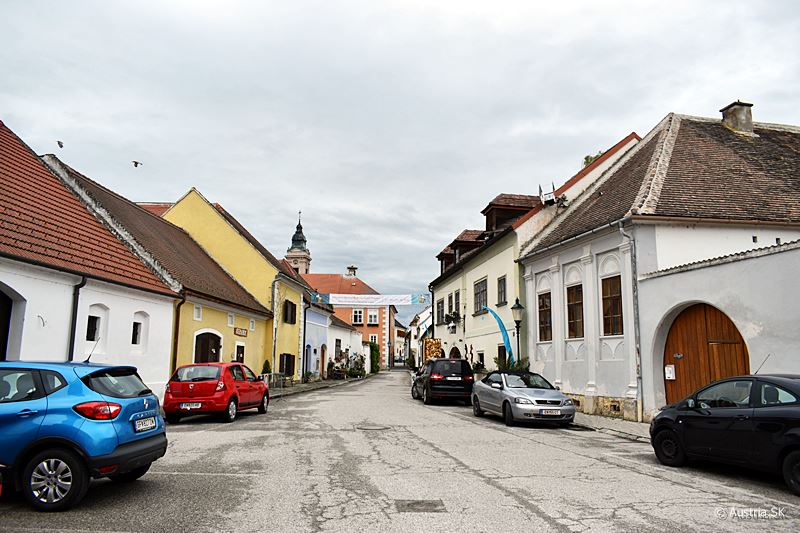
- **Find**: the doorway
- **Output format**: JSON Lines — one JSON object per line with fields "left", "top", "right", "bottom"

{"left": 448, "top": 346, "right": 462, "bottom": 359}
{"left": 663, "top": 304, "right": 749, "bottom": 404}
{"left": 194, "top": 332, "right": 222, "bottom": 363}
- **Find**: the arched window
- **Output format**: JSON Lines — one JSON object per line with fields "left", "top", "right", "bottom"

{"left": 132, "top": 311, "right": 150, "bottom": 354}
{"left": 86, "top": 303, "right": 109, "bottom": 356}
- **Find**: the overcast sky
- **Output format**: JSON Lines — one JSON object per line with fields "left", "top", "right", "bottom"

{"left": 2, "top": 1, "right": 799, "bottom": 322}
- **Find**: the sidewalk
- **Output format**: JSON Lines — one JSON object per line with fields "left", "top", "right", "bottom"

{"left": 574, "top": 412, "right": 651, "bottom": 442}
{"left": 270, "top": 373, "right": 374, "bottom": 399}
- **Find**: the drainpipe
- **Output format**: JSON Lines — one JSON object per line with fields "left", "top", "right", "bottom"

{"left": 619, "top": 221, "right": 643, "bottom": 423}
{"left": 429, "top": 286, "right": 435, "bottom": 340}
{"left": 271, "top": 278, "right": 279, "bottom": 374}
{"left": 301, "top": 298, "right": 310, "bottom": 382}
{"left": 67, "top": 276, "right": 87, "bottom": 361}
{"left": 170, "top": 292, "right": 187, "bottom": 374}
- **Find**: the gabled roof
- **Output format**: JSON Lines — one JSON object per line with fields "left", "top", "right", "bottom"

{"left": 329, "top": 314, "right": 356, "bottom": 331}
{"left": 138, "top": 202, "right": 173, "bottom": 217}
{"left": 481, "top": 193, "right": 540, "bottom": 214}
{"left": 302, "top": 273, "right": 379, "bottom": 295}
{"left": 0, "top": 121, "right": 174, "bottom": 296}
{"left": 43, "top": 157, "right": 270, "bottom": 315}
{"left": 525, "top": 113, "right": 800, "bottom": 256}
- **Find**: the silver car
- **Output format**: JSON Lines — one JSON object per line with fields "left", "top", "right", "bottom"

{"left": 472, "top": 371, "right": 576, "bottom": 427}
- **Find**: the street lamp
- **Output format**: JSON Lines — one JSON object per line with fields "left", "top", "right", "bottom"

{"left": 511, "top": 298, "right": 525, "bottom": 362}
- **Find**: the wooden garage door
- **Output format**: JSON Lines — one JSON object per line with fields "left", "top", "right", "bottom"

{"left": 663, "top": 304, "right": 749, "bottom": 404}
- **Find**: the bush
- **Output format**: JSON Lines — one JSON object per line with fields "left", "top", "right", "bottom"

{"left": 347, "top": 366, "right": 365, "bottom": 378}
{"left": 302, "top": 371, "right": 314, "bottom": 384}
{"left": 493, "top": 355, "right": 530, "bottom": 372}
{"left": 261, "top": 359, "right": 272, "bottom": 375}
{"left": 369, "top": 342, "right": 380, "bottom": 374}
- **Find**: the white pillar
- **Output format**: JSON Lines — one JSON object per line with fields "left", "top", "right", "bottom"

{"left": 581, "top": 250, "right": 598, "bottom": 413}
{"left": 549, "top": 260, "right": 563, "bottom": 388}
{"left": 619, "top": 242, "right": 639, "bottom": 417}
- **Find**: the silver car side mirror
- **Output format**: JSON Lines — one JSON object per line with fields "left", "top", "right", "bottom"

{"left": 490, "top": 382, "right": 503, "bottom": 390}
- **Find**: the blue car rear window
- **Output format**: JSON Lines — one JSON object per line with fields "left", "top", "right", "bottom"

{"left": 83, "top": 368, "right": 150, "bottom": 399}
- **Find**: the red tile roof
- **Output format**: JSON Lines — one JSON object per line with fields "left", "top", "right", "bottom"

{"left": 0, "top": 121, "right": 174, "bottom": 296}
{"left": 302, "top": 273, "right": 379, "bottom": 295}
{"left": 329, "top": 314, "right": 356, "bottom": 331}
{"left": 481, "top": 193, "right": 540, "bottom": 214}
{"left": 138, "top": 202, "right": 173, "bottom": 217}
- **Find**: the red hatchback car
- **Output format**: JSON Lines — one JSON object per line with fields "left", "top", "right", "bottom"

{"left": 163, "top": 363, "right": 269, "bottom": 424}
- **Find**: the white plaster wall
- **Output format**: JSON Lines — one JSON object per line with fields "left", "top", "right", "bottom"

{"left": 639, "top": 246, "right": 800, "bottom": 419}
{"left": 653, "top": 223, "right": 800, "bottom": 271}
{"left": 304, "top": 307, "right": 329, "bottom": 376}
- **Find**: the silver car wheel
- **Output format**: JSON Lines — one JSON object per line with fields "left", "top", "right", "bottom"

{"left": 227, "top": 400, "right": 237, "bottom": 420}
{"left": 31, "top": 458, "right": 73, "bottom": 504}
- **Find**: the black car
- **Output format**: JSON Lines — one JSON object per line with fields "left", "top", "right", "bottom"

{"left": 411, "top": 358, "right": 474, "bottom": 405}
{"left": 649, "top": 374, "right": 800, "bottom": 494}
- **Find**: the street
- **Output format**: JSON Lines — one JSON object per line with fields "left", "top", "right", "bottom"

{"left": 1, "top": 370, "right": 798, "bottom": 532}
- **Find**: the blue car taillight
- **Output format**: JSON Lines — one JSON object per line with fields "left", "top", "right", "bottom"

{"left": 73, "top": 401, "right": 122, "bottom": 420}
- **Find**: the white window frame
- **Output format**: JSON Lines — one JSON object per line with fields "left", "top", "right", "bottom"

{"left": 249, "top": 319, "right": 256, "bottom": 331}
{"left": 369, "top": 334, "right": 378, "bottom": 344}
{"left": 193, "top": 305, "right": 202, "bottom": 321}
{"left": 367, "top": 308, "right": 379, "bottom": 325}
{"left": 352, "top": 309, "right": 364, "bottom": 324}
{"left": 227, "top": 312, "right": 235, "bottom": 327}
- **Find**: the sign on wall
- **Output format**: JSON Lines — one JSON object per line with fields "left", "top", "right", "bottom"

{"left": 234, "top": 327, "right": 248, "bottom": 337}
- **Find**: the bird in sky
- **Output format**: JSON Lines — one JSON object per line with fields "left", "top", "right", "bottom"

{"left": 132, "top": 160, "right": 143, "bottom": 168}
{"left": 56, "top": 141, "right": 63, "bottom": 148}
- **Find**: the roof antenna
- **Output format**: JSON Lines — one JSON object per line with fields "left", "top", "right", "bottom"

{"left": 84, "top": 337, "right": 101, "bottom": 363}
{"left": 753, "top": 353, "right": 772, "bottom": 375}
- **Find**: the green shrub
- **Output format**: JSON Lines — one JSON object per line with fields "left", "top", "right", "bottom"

{"left": 369, "top": 342, "right": 380, "bottom": 374}
{"left": 493, "top": 355, "right": 529, "bottom": 372}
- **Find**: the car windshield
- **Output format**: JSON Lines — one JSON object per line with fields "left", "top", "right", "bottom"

{"left": 504, "top": 373, "right": 554, "bottom": 389}
{"left": 173, "top": 365, "right": 221, "bottom": 382}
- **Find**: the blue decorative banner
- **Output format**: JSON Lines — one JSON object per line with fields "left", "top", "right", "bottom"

{"left": 482, "top": 305, "right": 514, "bottom": 365}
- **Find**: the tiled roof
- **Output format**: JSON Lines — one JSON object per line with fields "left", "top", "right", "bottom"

{"left": 526, "top": 113, "right": 800, "bottom": 255}
{"left": 137, "top": 202, "right": 173, "bottom": 217}
{"left": 329, "top": 314, "right": 356, "bottom": 331}
{"left": 0, "top": 121, "right": 174, "bottom": 295}
{"left": 481, "top": 193, "right": 540, "bottom": 213}
{"left": 454, "top": 229, "right": 484, "bottom": 242}
{"left": 302, "top": 273, "right": 379, "bottom": 295}
{"left": 212, "top": 204, "right": 311, "bottom": 290}
{"left": 45, "top": 157, "right": 270, "bottom": 315}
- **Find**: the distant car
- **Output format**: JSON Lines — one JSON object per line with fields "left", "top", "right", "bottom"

{"left": 472, "top": 371, "right": 576, "bottom": 427}
{"left": 411, "top": 358, "right": 474, "bottom": 405}
{"left": 163, "top": 362, "right": 269, "bottom": 423}
{"left": 649, "top": 374, "right": 800, "bottom": 495}
{"left": 0, "top": 361, "right": 167, "bottom": 512}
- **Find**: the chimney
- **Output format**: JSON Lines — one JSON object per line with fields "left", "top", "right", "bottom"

{"left": 346, "top": 265, "right": 358, "bottom": 277}
{"left": 720, "top": 101, "right": 754, "bottom": 135}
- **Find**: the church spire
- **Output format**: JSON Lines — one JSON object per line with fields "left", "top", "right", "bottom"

{"left": 291, "top": 210, "right": 307, "bottom": 251}
{"left": 286, "top": 210, "right": 311, "bottom": 274}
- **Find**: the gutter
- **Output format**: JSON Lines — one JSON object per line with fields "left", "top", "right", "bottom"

{"left": 618, "top": 222, "right": 644, "bottom": 423}
{"left": 301, "top": 298, "right": 310, "bottom": 382}
{"left": 170, "top": 292, "right": 187, "bottom": 374}
{"left": 67, "top": 276, "right": 87, "bottom": 361}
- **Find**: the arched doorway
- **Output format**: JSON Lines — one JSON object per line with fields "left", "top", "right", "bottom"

{"left": 320, "top": 345, "right": 327, "bottom": 378}
{"left": 663, "top": 303, "right": 749, "bottom": 404}
{"left": 448, "top": 346, "right": 462, "bottom": 359}
{"left": 0, "top": 290, "right": 11, "bottom": 361}
{"left": 194, "top": 332, "right": 222, "bottom": 363}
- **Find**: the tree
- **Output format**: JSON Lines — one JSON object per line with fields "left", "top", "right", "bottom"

{"left": 369, "top": 342, "right": 380, "bottom": 374}
{"left": 583, "top": 150, "right": 604, "bottom": 167}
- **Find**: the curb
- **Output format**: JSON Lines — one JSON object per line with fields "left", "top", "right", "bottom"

{"left": 571, "top": 421, "right": 651, "bottom": 443}
{"left": 271, "top": 372, "right": 376, "bottom": 399}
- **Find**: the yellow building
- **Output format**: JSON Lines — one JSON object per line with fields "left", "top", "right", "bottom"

{"left": 159, "top": 189, "right": 309, "bottom": 380}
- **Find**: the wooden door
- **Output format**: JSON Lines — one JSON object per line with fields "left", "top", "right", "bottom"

{"left": 194, "top": 333, "right": 221, "bottom": 363}
{"left": 664, "top": 304, "right": 749, "bottom": 404}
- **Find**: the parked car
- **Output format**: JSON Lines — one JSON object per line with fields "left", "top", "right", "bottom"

{"left": 650, "top": 374, "right": 800, "bottom": 495}
{"left": 411, "top": 358, "right": 474, "bottom": 405}
{"left": 472, "top": 371, "right": 576, "bottom": 427}
{"left": 163, "top": 362, "right": 269, "bottom": 423}
{"left": 0, "top": 361, "right": 167, "bottom": 512}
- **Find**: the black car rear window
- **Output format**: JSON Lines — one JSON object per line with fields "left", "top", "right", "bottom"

{"left": 83, "top": 368, "right": 150, "bottom": 398}
{"left": 172, "top": 365, "right": 221, "bottom": 382}
{"left": 432, "top": 360, "right": 472, "bottom": 376}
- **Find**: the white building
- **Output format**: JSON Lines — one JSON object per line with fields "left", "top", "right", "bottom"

{"left": 303, "top": 300, "right": 332, "bottom": 379}
{"left": 519, "top": 102, "right": 800, "bottom": 421}
{"left": 0, "top": 121, "right": 177, "bottom": 395}
{"left": 407, "top": 306, "right": 432, "bottom": 368}
{"left": 429, "top": 133, "right": 639, "bottom": 371}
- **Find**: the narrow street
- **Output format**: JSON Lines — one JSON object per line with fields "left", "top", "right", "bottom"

{"left": 1, "top": 370, "right": 797, "bottom": 532}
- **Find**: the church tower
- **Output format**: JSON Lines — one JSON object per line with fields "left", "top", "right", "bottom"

{"left": 285, "top": 212, "right": 311, "bottom": 274}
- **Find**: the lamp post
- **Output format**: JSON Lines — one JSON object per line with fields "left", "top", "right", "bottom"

{"left": 511, "top": 298, "right": 525, "bottom": 362}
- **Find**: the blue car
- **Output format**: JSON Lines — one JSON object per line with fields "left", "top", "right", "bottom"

{"left": 0, "top": 361, "right": 167, "bottom": 511}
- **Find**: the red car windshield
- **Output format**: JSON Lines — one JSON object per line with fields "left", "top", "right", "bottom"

{"left": 172, "top": 366, "right": 221, "bottom": 382}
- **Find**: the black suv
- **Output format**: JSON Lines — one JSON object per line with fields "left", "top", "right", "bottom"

{"left": 411, "top": 358, "right": 474, "bottom": 405}
{"left": 649, "top": 374, "right": 800, "bottom": 494}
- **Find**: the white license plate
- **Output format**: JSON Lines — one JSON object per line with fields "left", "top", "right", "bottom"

{"left": 134, "top": 417, "right": 156, "bottom": 432}
{"left": 446, "top": 376, "right": 461, "bottom": 381}
{"left": 180, "top": 402, "right": 202, "bottom": 410}
{"left": 541, "top": 409, "right": 561, "bottom": 416}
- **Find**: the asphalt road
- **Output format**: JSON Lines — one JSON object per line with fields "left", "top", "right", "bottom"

{"left": 1, "top": 369, "right": 799, "bottom": 532}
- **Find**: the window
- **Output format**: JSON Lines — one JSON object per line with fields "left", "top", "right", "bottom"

{"left": 537, "top": 292, "right": 552, "bottom": 342}
{"left": 697, "top": 380, "right": 752, "bottom": 409}
{"left": 474, "top": 279, "right": 487, "bottom": 314}
{"left": 776, "top": 237, "right": 782, "bottom": 245}
{"left": 335, "top": 339, "right": 342, "bottom": 357}
{"left": 497, "top": 276, "right": 507, "bottom": 306}
{"left": 249, "top": 319, "right": 256, "bottom": 331}
{"left": 352, "top": 309, "right": 363, "bottom": 324}
{"left": 283, "top": 300, "right": 297, "bottom": 324}
{"left": 367, "top": 309, "right": 379, "bottom": 325}
{"left": 41, "top": 371, "right": 66, "bottom": 395}
{"left": 497, "top": 344, "right": 506, "bottom": 367}
{"left": 0, "top": 369, "right": 43, "bottom": 403}
{"left": 757, "top": 383, "right": 798, "bottom": 406}
{"left": 82, "top": 368, "right": 149, "bottom": 399}
{"left": 230, "top": 365, "right": 245, "bottom": 381}
{"left": 447, "top": 293, "right": 453, "bottom": 314}
{"left": 279, "top": 354, "right": 295, "bottom": 376}
{"left": 566, "top": 285, "right": 584, "bottom": 338}
{"left": 193, "top": 305, "right": 202, "bottom": 321}
{"left": 227, "top": 313, "right": 235, "bottom": 327}
{"left": 242, "top": 366, "right": 257, "bottom": 381}
{"left": 454, "top": 290, "right": 460, "bottom": 315}
{"left": 86, "top": 315, "right": 100, "bottom": 341}
{"left": 602, "top": 276, "right": 623, "bottom": 336}
{"left": 131, "top": 322, "right": 142, "bottom": 345}
{"left": 369, "top": 334, "right": 378, "bottom": 344}
{"left": 436, "top": 299, "right": 445, "bottom": 325}
{"left": 477, "top": 351, "right": 484, "bottom": 365}
{"left": 485, "top": 372, "right": 502, "bottom": 386}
